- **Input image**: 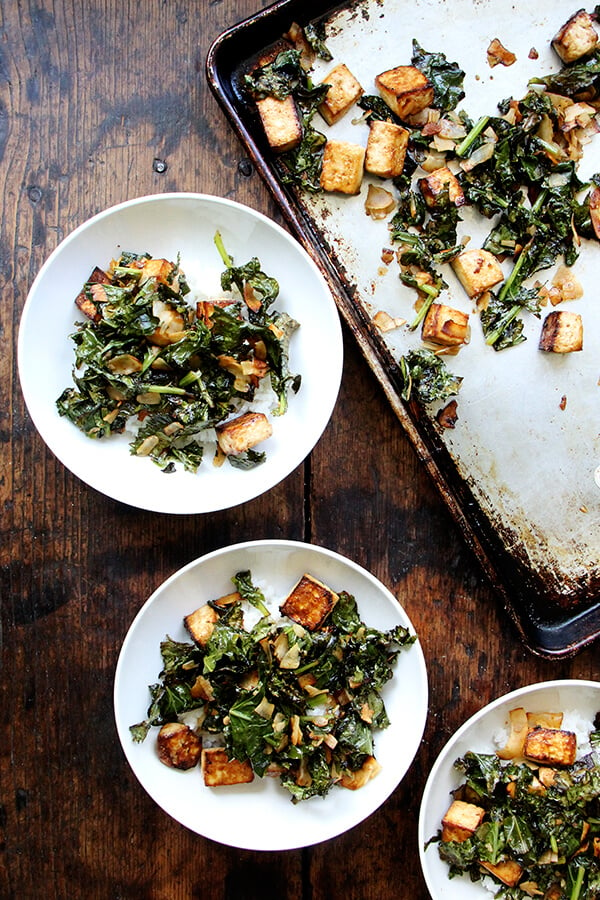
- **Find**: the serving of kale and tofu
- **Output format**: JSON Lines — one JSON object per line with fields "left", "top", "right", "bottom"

{"left": 243, "top": 8, "right": 600, "bottom": 412}
{"left": 56, "top": 233, "right": 300, "bottom": 473}
{"left": 130, "top": 570, "right": 416, "bottom": 803}
{"left": 431, "top": 706, "right": 600, "bottom": 899}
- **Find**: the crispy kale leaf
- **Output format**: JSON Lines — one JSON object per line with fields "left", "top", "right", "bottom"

{"left": 411, "top": 40, "right": 465, "bottom": 112}
{"left": 399, "top": 349, "right": 463, "bottom": 404}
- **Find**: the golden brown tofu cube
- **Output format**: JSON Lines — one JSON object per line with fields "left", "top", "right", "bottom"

{"left": 216, "top": 411, "right": 273, "bottom": 456}
{"left": 365, "top": 120, "right": 409, "bottom": 178}
{"left": 320, "top": 140, "right": 365, "bottom": 194}
{"left": 375, "top": 65, "right": 434, "bottom": 119}
{"left": 280, "top": 573, "right": 338, "bottom": 631}
{"left": 256, "top": 94, "right": 302, "bottom": 153}
{"left": 422, "top": 303, "right": 469, "bottom": 347}
{"left": 523, "top": 727, "right": 577, "bottom": 766}
{"left": 419, "top": 166, "right": 465, "bottom": 208}
{"left": 552, "top": 10, "right": 598, "bottom": 63}
{"left": 480, "top": 859, "right": 523, "bottom": 888}
{"left": 138, "top": 258, "right": 177, "bottom": 288}
{"left": 339, "top": 756, "right": 381, "bottom": 790}
{"left": 157, "top": 722, "right": 202, "bottom": 770}
{"left": 452, "top": 248, "right": 504, "bottom": 298}
{"left": 201, "top": 747, "right": 255, "bottom": 786}
{"left": 184, "top": 603, "right": 219, "bottom": 647}
{"left": 318, "top": 63, "right": 364, "bottom": 125}
{"left": 441, "top": 800, "right": 486, "bottom": 843}
{"left": 539, "top": 310, "right": 583, "bottom": 353}
{"left": 75, "top": 267, "right": 111, "bottom": 321}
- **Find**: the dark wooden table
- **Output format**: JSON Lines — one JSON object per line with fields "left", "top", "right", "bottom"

{"left": 1, "top": 1, "right": 597, "bottom": 898}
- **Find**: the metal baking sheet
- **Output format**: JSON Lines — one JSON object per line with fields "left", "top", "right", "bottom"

{"left": 207, "top": 0, "right": 600, "bottom": 657}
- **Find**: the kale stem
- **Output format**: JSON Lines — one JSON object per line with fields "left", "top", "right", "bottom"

{"left": 531, "top": 188, "right": 548, "bottom": 215}
{"left": 140, "top": 384, "right": 188, "bottom": 395}
{"left": 535, "top": 136, "right": 566, "bottom": 160}
{"left": 409, "top": 285, "right": 439, "bottom": 331}
{"left": 484, "top": 303, "right": 521, "bottom": 346}
{"left": 179, "top": 370, "right": 214, "bottom": 405}
{"left": 455, "top": 115, "right": 490, "bottom": 157}
{"left": 569, "top": 865, "right": 585, "bottom": 900}
{"left": 498, "top": 239, "right": 532, "bottom": 303}
{"left": 214, "top": 230, "right": 233, "bottom": 268}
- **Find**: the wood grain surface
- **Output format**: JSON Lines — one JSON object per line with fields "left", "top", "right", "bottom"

{"left": 0, "top": 1, "right": 597, "bottom": 898}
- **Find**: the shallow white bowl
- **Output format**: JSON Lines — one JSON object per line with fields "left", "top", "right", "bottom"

{"left": 114, "top": 539, "right": 428, "bottom": 850}
{"left": 18, "top": 193, "right": 343, "bottom": 513}
{"left": 419, "top": 679, "right": 600, "bottom": 899}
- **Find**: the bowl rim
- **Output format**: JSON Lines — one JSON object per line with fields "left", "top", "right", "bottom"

{"left": 418, "top": 678, "right": 600, "bottom": 898}
{"left": 17, "top": 193, "right": 344, "bottom": 513}
{"left": 113, "top": 537, "right": 429, "bottom": 850}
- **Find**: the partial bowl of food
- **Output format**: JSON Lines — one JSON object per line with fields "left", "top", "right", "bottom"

{"left": 419, "top": 679, "right": 600, "bottom": 899}
{"left": 18, "top": 193, "right": 343, "bottom": 513}
{"left": 114, "top": 539, "right": 428, "bottom": 851}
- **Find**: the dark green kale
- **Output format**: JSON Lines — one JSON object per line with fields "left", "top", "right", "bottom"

{"left": 57, "top": 238, "right": 299, "bottom": 472}
{"left": 130, "top": 571, "right": 417, "bottom": 803}
{"left": 530, "top": 48, "right": 600, "bottom": 98}
{"left": 303, "top": 21, "right": 333, "bottom": 62}
{"left": 244, "top": 48, "right": 306, "bottom": 100}
{"left": 411, "top": 40, "right": 465, "bottom": 112}
{"left": 278, "top": 81, "right": 329, "bottom": 193}
{"left": 435, "top": 739, "right": 600, "bottom": 898}
{"left": 357, "top": 93, "right": 398, "bottom": 123}
{"left": 399, "top": 348, "right": 463, "bottom": 404}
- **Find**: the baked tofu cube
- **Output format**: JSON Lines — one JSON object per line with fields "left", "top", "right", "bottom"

{"left": 480, "top": 859, "right": 523, "bottom": 888}
{"left": 256, "top": 94, "right": 302, "bottom": 152}
{"left": 339, "top": 756, "right": 381, "bottom": 790}
{"left": 441, "top": 800, "right": 486, "bottom": 843}
{"left": 216, "top": 411, "right": 273, "bottom": 456}
{"left": 365, "top": 120, "right": 409, "bottom": 178}
{"left": 539, "top": 310, "right": 583, "bottom": 353}
{"left": 318, "top": 63, "right": 364, "bottom": 125}
{"left": 138, "top": 258, "right": 177, "bottom": 288}
{"left": 320, "top": 140, "right": 365, "bottom": 194}
{"left": 201, "top": 748, "right": 255, "bottom": 786}
{"left": 375, "top": 65, "right": 434, "bottom": 119}
{"left": 523, "top": 727, "right": 577, "bottom": 766}
{"left": 419, "top": 166, "right": 465, "bottom": 208}
{"left": 452, "top": 248, "right": 504, "bottom": 298}
{"left": 157, "top": 722, "right": 202, "bottom": 770}
{"left": 422, "top": 303, "right": 469, "bottom": 347}
{"left": 75, "top": 267, "right": 111, "bottom": 321}
{"left": 552, "top": 10, "right": 598, "bottom": 63}
{"left": 184, "top": 603, "right": 219, "bottom": 647}
{"left": 280, "top": 573, "right": 338, "bottom": 631}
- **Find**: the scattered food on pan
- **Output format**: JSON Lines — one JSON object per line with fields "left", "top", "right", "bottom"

{"left": 244, "top": 9, "right": 600, "bottom": 416}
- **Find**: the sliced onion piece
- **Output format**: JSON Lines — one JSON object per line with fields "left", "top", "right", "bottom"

{"left": 365, "top": 183, "right": 396, "bottom": 219}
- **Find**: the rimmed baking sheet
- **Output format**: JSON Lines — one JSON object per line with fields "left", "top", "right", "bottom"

{"left": 207, "top": 0, "right": 600, "bottom": 657}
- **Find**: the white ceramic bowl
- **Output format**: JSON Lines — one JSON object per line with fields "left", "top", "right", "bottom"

{"left": 419, "top": 679, "right": 600, "bottom": 899}
{"left": 114, "top": 539, "right": 428, "bottom": 850}
{"left": 18, "top": 193, "right": 343, "bottom": 513}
